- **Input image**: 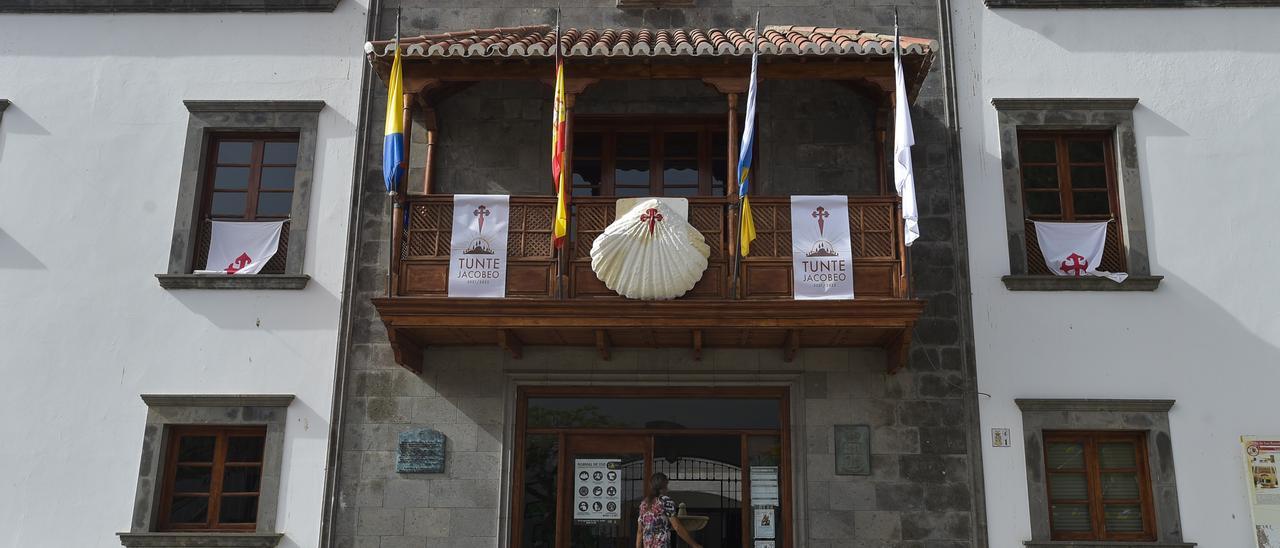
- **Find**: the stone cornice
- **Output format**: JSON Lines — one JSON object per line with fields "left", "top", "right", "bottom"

{"left": 183, "top": 100, "right": 326, "bottom": 114}
{"left": 989, "top": 0, "right": 1278, "bottom": 7}
{"left": 141, "top": 394, "right": 296, "bottom": 408}
{"left": 1016, "top": 398, "right": 1175, "bottom": 413}
{"left": 992, "top": 98, "right": 1139, "bottom": 111}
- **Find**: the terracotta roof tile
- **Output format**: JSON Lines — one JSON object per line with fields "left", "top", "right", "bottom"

{"left": 365, "top": 24, "right": 935, "bottom": 60}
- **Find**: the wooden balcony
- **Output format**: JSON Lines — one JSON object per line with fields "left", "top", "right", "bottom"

{"left": 373, "top": 195, "right": 924, "bottom": 373}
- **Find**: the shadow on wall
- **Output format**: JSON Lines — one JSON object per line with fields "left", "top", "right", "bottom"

{"left": 0, "top": 228, "right": 47, "bottom": 270}
{"left": 992, "top": 9, "right": 1279, "bottom": 54}
{"left": 272, "top": 396, "right": 330, "bottom": 548}
{"left": 0, "top": 102, "right": 52, "bottom": 167}
{"left": 166, "top": 280, "right": 341, "bottom": 332}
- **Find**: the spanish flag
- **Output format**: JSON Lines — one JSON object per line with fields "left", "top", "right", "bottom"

{"left": 382, "top": 41, "right": 405, "bottom": 194}
{"left": 737, "top": 17, "right": 760, "bottom": 257}
{"left": 550, "top": 55, "right": 569, "bottom": 248}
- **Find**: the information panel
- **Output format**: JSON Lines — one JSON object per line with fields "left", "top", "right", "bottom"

{"left": 1244, "top": 437, "right": 1280, "bottom": 547}
{"left": 574, "top": 458, "right": 622, "bottom": 521}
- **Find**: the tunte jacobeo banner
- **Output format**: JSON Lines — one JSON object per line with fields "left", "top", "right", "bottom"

{"left": 790, "top": 195, "right": 855, "bottom": 300}
{"left": 447, "top": 194, "right": 509, "bottom": 298}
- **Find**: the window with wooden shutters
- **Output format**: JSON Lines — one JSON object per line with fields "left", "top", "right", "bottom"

{"left": 194, "top": 135, "right": 299, "bottom": 274}
{"left": 159, "top": 426, "right": 268, "bottom": 531}
{"left": 571, "top": 117, "right": 736, "bottom": 198}
{"left": 1018, "top": 130, "right": 1126, "bottom": 274}
{"left": 1044, "top": 431, "right": 1155, "bottom": 541}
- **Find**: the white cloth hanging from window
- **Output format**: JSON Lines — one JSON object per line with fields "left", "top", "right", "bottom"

{"left": 195, "top": 220, "right": 284, "bottom": 275}
{"left": 1032, "top": 221, "right": 1127, "bottom": 283}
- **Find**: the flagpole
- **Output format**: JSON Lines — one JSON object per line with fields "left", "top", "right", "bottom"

{"left": 731, "top": 12, "right": 760, "bottom": 300}
{"left": 553, "top": 7, "right": 564, "bottom": 300}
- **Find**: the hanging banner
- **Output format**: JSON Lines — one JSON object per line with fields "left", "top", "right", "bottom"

{"left": 790, "top": 195, "right": 855, "bottom": 300}
{"left": 1243, "top": 437, "right": 1280, "bottom": 547}
{"left": 573, "top": 459, "right": 621, "bottom": 521}
{"left": 447, "top": 194, "right": 509, "bottom": 298}
{"left": 195, "top": 220, "right": 284, "bottom": 275}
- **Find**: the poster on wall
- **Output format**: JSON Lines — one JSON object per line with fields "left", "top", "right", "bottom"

{"left": 753, "top": 507, "right": 776, "bottom": 539}
{"left": 447, "top": 194, "right": 509, "bottom": 298}
{"left": 1243, "top": 437, "right": 1280, "bottom": 547}
{"left": 574, "top": 458, "right": 621, "bottom": 521}
{"left": 789, "top": 195, "right": 855, "bottom": 300}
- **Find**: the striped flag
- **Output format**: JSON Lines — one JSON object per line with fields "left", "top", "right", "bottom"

{"left": 382, "top": 40, "right": 405, "bottom": 195}
{"left": 737, "top": 16, "right": 760, "bottom": 257}
{"left": 551, "top": 50, "right": 569, "bottom": 248}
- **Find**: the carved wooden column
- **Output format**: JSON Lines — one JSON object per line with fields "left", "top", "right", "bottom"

{"left": 420, "top": 106, "right": 438, "bottom": 195}
{"left": 555, "top": 78, "right": 597, "bottom": 298}
{"left": 703, "top": 77, "right": 748, "bottom": 298}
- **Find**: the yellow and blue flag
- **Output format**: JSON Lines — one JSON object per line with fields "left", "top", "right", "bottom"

{"left": 383, "top": 42, "right": 405, "bottom": 194}
{"left": 737, "top": 17, "right": 760, "bottom": 257}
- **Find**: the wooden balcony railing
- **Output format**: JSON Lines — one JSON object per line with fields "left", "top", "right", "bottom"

{"left": 394, "top": 195, "right": 908, "bottom": 300}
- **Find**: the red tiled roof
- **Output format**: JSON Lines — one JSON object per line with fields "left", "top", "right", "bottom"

{"left": 365, "top": 25, "right": 935, "bottom": 60}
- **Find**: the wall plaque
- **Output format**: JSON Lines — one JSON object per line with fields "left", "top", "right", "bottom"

{"left": 397, "top": 428, "right": 446, "bottom": 474}
{"left": 834, "top": 425, "right": 871, "bottom": 476}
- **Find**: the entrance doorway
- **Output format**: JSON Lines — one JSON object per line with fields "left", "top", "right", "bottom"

{"left": 512, "top": 387, "right": 790, "bottom": 548}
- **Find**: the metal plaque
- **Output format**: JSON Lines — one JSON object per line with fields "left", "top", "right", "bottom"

{"left": 397, "top": 428, "right": 446, "bottom": 474}
{"left": 834, "top": 424, "right": 871, "bottom": 476}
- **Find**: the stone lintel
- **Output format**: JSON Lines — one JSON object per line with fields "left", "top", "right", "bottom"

{"left": 141, "top": 394, "right": 296, "bottom": 408}
{"left": 1016, "top": 399, "right": 1175, "bottom": 413}
{"left": 183, "top": 100, "right": 326, "bottom": 113}
{"left": 992, "top": 98, "right": 1140, "bottom": 111}
{"left": 1023, "top": 541, "right": 1196, "bottom": 548}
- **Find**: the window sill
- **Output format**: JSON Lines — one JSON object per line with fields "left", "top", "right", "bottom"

{"left": 1024, "top": 541, "right": 1195, "bottom": 548}
{"left": 117, "top": 532, "right": 283, "bottom": 548}
{"left": 1002, "top": 275, "right": 1162, "bottom": 292}
{"left": 156, "top": 274, "right": 310, "bottom": 290}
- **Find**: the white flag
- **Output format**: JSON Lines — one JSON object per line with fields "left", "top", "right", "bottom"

{"left": 791, "top": 195, "right": 855, "bottom": 300}
{"left": 448, "top": 194, "right": 510, "bottom": 298}
{"left": 893, "top": 24, "right": 919, "bottom": 247}
{"left": 195, "top": 220, "right": 284, "bottom": 275}
{"left": 1033, "top": 221, "right": 1127, "bottom": 283}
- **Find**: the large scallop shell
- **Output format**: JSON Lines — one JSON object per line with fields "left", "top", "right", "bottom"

{"left": 590, "top": 198, "right": 711, "bottom": 300}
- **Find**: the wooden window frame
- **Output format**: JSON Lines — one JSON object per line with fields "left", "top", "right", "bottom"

{"left": 572, "top": 116, "right": 735, "bottom": 198}
{"left": 199, "top": 132, "right": 300, "bottom": 223}
{"left": 1043, "top": 430, "right": 1156, "bottom": 542}
{"left": 157, "top": 425, "right": 268, "bottom": 532}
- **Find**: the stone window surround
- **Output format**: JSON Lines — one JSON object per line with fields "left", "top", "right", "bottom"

{"left": 119, "top": 394, "right": 294, "bottom": 548}
{"left": 1015, "top": 398, "right": 1194, "bottom": 548}
{"left": 987, "top": 0, "right": 1280, "bottom": 7}
{"left": 0, "top": 0, "right": 339, "bottom": 13}
{"left": 992, "top": 98, "right": 1163, "bottom": 292}
{"left": 156, "top": 100, "right": 323, "bottom": 290}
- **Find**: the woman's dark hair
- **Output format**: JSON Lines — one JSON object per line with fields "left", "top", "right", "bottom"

{"left": 646, "top": 472, "right": 669, "bottom": 502}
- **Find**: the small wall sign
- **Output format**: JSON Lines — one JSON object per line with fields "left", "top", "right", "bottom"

{"left": 397, "top": 428, "right": 446, "bottom": 473}
{"left": 992, "top": 428, "right": 1011, "bottom": 448}
{"left": 834, "top": 425, "right": 871, "bottom": 475}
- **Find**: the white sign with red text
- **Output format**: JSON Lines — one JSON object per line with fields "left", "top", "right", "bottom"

{"left": 790, "top": 195, "right": 855, "bottom": 300}
{"left": 448, "top": 194, "right": 510, "bottom": 298}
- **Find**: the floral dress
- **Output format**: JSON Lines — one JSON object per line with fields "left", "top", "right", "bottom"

{"left": 637, "top": 495, "right": 677, "bottom": 548}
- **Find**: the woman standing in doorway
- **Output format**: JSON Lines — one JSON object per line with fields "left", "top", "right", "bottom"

{"left": 635, "top": 472, "right": 702, "bottom": 548}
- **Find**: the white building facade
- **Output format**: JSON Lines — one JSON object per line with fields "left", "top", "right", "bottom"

{"left": 0, "top": 2, "right": 365, "bottom": 547}
{"left": 952, "top": 2, "right": 1280, "bottom": 547}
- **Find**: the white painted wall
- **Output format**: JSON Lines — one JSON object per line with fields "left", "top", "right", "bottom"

{"left": 950, "top": 5, "right": 1280, "bottom": 547}
{"left": 0, "top": 5, "right": 366, "bottom": 547}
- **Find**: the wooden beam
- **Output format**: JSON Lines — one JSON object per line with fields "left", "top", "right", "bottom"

{"left": 386, "top": 328, "right": 424, "bottom": 373}
{"left": 595, "top": 329, "right": 611, "bottom": 361}
{"left": 692, "top": 329, "right": 703, "bottom": 361}
{"left": 885, "top": 326, "right": 913, "bottom": 375}
{"left": 783, "top": 329, "right": 800, "bottom": 363}
{"left": 497, "top": 329, "right": 524, "bottom": 359}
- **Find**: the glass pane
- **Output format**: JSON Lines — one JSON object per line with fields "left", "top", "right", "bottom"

{"left": 178, "top": 436, "right": 216, "bottom": 462}
{"left": 218, "top": 495, "right": 258, "bottom": 524}
{"left": 663, "top": 159, "right": 699, "bottom": 186}
{"left": 210, "top": 192, "right": 247, "bottom": 217}
{"left": 747, "top": 437, "right": 782, "bottom": 543}
{"left": 1099, "top": 442, "right": 1138, "bottom": 468}
{"left": 654, "top": 435, "right": 743, "bottom": 547}
{"left": 568, "top": 452, "right": 644, "bottom": 547}
{"left": 226, "top": 436, "right": 265, "bottom": 463}
{"left": 222, "top": 466, "right": 262, "bottom": 493}
{"left": 263, "top": 141, "right": 298, "bottom": 164}
{"left": 615, "top": 186, "right": 650, "bottom": 198}
{"left": 712, "top": 160, "right": 728, "bottom": 195}
{"left": 748, "top": 436, "right": 782, "bottom": 467}
{"left": 664, "top": 132, "right": 698, "bottom": 157}
{"left": 615, "top": 133, "right": 650, "bottom": 158}
{"left": 663, "top": 186, "right": 699, "bottom": 197}
{"left": 1050, "top": 503, "right": 1092, "bottom": 533}
{"left": 1046, "top": 442, "right": 1085, "bottom": 470}
{"left": 256, "top": 192, "right": 293, "bottom": 217}
{"left": 217, "top": 141, "right": 253, "bottom": 164}
{"left": 712, "top": 132, "right": 728, "bottom": 159}
{"left": 1070, "top": 166, "right": 1108, "bottom": 189}
{"left": 520, "top": 434, "right": 559, "bottom": 548}
{"left": 1022, "top": 166, "right": 1059, "bottom": 189}
{"left": 527, "top": 397, "right": 781, "bottom": 429}
{"left": 1073, "top": 191, "right": 1111, "bottom": 216}
{"left": 1025, "top": 192, "right": 1061, "bottom": 216}
{"left": 1069, "top": 140, "right": 1106, "bottom": 163}
{"left": 168, "top": 496, "right": 209, "bottom": 524}
{"left": 173, "top": 465, "right": 213, "bottom": 493}
{"left": 1048, "top": 473, "right": 1089, "bottom": 500}
{"left": 213, "top": 167, "right": 250, "bottom": 190}
{"left": 1020, "top": 139, "right": 1057, "bottom": 163}
{"left": 1104, "top": 504, "right": 1144, "bottom": 532}
{"left": 574, "top": 133, "right": 602, "bottom": 158}
{"left": 573, "top": 159, "right": 601, "bottom": 187}
{"left": 1102, "top": 472, "right": 1140, "bottom": 499}
{"left": 615, "top": 159, "right": 649, "bottom": 186}
{"left": 259, "top": 166, "right": 296, "bottom": 190}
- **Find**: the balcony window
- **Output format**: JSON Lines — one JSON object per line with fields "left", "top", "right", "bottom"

{"left": 572, "top": 117, "right": 736, "bottom": 197}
